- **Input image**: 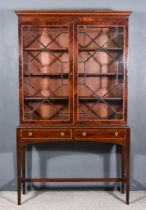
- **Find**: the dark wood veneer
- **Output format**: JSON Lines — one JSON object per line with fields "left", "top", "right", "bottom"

{"left": 16, "top": 10, "right": 131, "bottom": 205}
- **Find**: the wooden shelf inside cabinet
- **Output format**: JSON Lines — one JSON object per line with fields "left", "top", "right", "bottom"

{"left": 79, "top": 48, "right": 123, "bottom": 52}
{"left": 24, "top": 48, "right": 68, "bottom": 52}
{"left": 78, "top": 73, "right": 123, "bottom": 77}
{"left": 79, "top": 96, "right": 123, "bottom": 101}
{"left": 24, "top": 73, "right": 69, "bottom": 78}
{"left": 24, "top": 96, "right": 68, "bottom": 101}
{"left": 16, "top": 10, "right": 131, "bottom": 205}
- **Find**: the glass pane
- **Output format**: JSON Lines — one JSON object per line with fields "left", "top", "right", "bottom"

{"left": 23, "top": 26, "right": 70, "bottom": 121}
{"left": 77, "top": 26, "right": 124, "bottom": 121}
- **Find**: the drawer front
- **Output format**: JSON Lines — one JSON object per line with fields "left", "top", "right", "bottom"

{"left": 75, "top": 129, "right": 126, "bottom": 140}
{"left": 20, "top": 129, "right": 72, "bottom": 139}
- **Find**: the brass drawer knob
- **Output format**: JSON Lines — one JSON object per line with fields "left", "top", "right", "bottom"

{"left": 28, "top": 131, "right": 32, "bottom": 137}
{"left": 115, "top": 132, "right": 119, "bottom": 136}
{"left": 60, "top": 132, "right": 65, "bottom": 137}
{"left": 82, "top": 132, "right": 87, "bottom": 137}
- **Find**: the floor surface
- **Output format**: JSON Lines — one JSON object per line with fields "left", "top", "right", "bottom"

{"left": 0, "top": 191, "right": 146, "bottom": 210}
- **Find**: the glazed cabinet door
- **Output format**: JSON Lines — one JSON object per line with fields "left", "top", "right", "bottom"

{"left": 74, "top": 23, "right": 127, "bottom": 124}
{"left": 20, "top": 22, "right": 73, "bottom": 124}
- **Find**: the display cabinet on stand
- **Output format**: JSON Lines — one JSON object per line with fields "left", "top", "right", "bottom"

{"left": 16, "top": 10, "right": 131, "bottom": 205}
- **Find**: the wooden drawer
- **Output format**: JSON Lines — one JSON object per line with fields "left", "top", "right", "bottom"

{"left": 20, "top": 129, "right": 72, "bottom": 140}
{"left": 74, "top": 129, "right": 126, "bottom": 140}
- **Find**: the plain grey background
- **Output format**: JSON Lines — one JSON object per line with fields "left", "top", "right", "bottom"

{"left": 0, "top": 0, "right": 146, "bottom": 191}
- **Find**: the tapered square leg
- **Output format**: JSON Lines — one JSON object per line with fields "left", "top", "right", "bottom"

{"left": 22, "top": 146, "right": 26, "bottom": 195}
{"left": 125, "top": 130, "right": 130, "bottom": 205}
{"left": 17, "top": 140, "right": 22, "bottom": 205}
{"left": 121, "top": 146, "right": 125, "bottom": 194}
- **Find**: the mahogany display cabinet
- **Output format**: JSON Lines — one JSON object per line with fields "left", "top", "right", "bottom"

{"left": 16, "top": 10, "right": 131, "bottom": 205}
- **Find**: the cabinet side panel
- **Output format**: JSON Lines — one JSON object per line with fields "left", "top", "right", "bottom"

{"left": 18, "top": 19, "right": 24, "bottom": 124}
